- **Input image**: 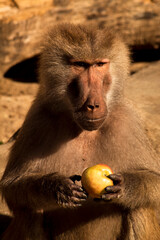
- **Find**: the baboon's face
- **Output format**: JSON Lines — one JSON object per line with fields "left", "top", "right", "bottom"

{"left": 67, "top": 58, "right": 111, "bottom": 131}
{"left": 39, "top": 24, "right": 129, "bottom": 131}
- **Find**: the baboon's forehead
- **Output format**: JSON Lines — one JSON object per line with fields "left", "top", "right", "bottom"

{"left": 47, "top": 24, "right": 116, "bottom": 60}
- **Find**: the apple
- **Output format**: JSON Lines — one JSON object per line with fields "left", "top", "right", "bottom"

{"left": 81, "top": 164, "right": 113, "bottom": 198}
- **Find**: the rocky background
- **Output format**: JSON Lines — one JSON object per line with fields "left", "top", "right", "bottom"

{"left": 0, "top": 0, "right": 160, "bottom": 229}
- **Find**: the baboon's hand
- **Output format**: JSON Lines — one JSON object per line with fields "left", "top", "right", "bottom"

{"left": 101, "top": 174, "right": 124, "bottom": 201}
{"left": 55, "top": 176, "right": 87, "bottom": 208}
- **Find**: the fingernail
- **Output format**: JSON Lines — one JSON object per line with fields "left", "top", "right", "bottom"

{"left": 81, "top": 199, "right": 87, "bottom": 201}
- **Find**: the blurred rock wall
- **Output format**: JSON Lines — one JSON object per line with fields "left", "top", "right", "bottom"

{"left": 0, "top": 0, "right": 160, "bottom": 79}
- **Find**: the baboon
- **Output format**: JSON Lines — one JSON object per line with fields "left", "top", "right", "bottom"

{"left": 1, "top": 23, "right": 160, "bottom": 240}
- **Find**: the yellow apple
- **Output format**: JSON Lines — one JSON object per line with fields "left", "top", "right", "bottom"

{"left": 81, "top": 164, "right": 113, "bottom": 198}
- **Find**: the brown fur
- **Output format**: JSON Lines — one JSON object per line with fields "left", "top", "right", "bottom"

{"left": 1, "top": 23, "right": 160, "bottom": 240}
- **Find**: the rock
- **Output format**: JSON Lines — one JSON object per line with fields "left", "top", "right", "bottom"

{"left": 0, "top": 142, "right": 13, "bottom": 179}
{"left": 0, "top": 0, "right": 160, "bottom": 78}
{"left": 0, "top": 78, "right": 38, "bottom": 142}
{"left": 126, "top": 61, "right": 160, "bottom": 154}
{"left": 0, "top": 141, "right": 13, "bottom": 216}
{"left": 130, "top": 62, "right": 150, "bottom": 74}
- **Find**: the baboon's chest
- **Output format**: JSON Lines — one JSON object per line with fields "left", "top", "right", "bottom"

{"left": 48, "top": 133, "right": 102, "bottom": 176}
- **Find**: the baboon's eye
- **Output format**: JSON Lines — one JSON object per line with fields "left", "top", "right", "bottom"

{"left": 96, "top": 62, "right": 106, "bottom": 67}
{"left": 73, "top": 62, "right": 90, "bottom": 68}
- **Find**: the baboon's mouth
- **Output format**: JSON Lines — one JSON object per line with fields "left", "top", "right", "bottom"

{"left": 85, "top": 116, "right": 106, "bottom": 123}
{"left": 77, "top": 116, "right": 106, "bottom": 131}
